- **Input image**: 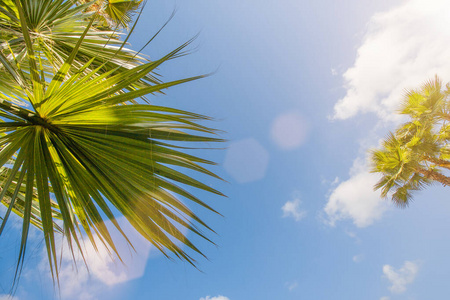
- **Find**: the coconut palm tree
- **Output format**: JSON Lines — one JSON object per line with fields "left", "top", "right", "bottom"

{"left": 371, "top": 77, "right": 450, "bottom": 206}
{"left": 0, "top": 0, "right": 222, "bottom": 288}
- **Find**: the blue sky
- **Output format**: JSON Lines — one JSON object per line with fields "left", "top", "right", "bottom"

{"left": 2, "top": 0, "right": 450, "bottom": 299}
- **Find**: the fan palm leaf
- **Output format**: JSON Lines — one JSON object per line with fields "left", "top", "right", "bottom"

{"left": 371, "top": 77, "right": 450, "bottom": 205}
{"left": 104, "top": 0, "right": 143, "bottom": 28}
{"left": 371, "top": 132, "right": 431, "bottom": 206}
{"left": 77, "top": 0, "right": 143, "bottom": 28}
{"left": 0, "top": 0, "right": 161, "bottom": 103}
{"left": 1, "top": 0, "right": 223, "bottom": 287}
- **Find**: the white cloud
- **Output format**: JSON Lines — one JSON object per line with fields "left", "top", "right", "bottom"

{"left": 37, "top": 217, "right": 152, "bottom": 300}
{"left": 0, "top": 295, "right": 18, "bottom": 300}
{"left": 285, "top": 281, "right": 298, "bottom": 291}
{"left": 333, "top": 0, "right": 450, "bottom": 122}
{"left": 345, "top": 230, "right": 357, "bottom": 239}
{"left": 344, "top": 230, "right": 362, "bottom": 244}
{"left": 353, "top": 254, "right": 364, "bottom": 263}
{"left": 380, "top": 297, "right": 390, "bottom": 300}
{"left": 327, "top": 0, "right": 450, "bottom": 228}
{"left": 324, "top": 158, "right": 389, "bottom": 227}
{"left": 383, "top": 261, "right": 419, "bottom": 294}
{"left": 199, "top": 296, "right": 230, "bottom": 300}
{"left": 282, "top": 198, "right": 306, "bottom": 221}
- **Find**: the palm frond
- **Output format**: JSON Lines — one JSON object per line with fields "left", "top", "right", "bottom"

{"left": 0, "top": 0, "right": 161, "bottom": 101}
{"left": 372, "top": 76, "right": 450, "bottom": 205}
{"left": 0, "top": 0, "right": 222, "bottom": 288}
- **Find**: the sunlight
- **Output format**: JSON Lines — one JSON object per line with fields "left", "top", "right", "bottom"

{"left": 270, "top": 112, "right": 309, "bottom": 150}
{"left": 223, "top": 138, "right": 269, "bottom": 183}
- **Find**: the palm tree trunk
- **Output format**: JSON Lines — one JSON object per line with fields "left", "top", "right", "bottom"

{"left": 417, "top": 167, "right": 450, "bottom": 186}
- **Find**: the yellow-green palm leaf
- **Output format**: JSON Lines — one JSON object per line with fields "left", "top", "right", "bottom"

{"left": 371, "top": 76, "right": 450, "bottom": 206}
{"left": 0, "top": 0, "right": 223, "bottom": 286}
{"left": 0, "top": 0, "right": 161, "bottom": 103}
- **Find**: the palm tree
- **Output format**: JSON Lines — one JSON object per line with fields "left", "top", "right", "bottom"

{"left": 371, "top": 76, "right": 450, "bottom": 206}
{"left": 0, "top": 0, "right": 222, "bottom": 288}
{"left": 77, "top": 0, "right": 143, "bottom": 28}
{"left": 0, "top": 0, "right": 162, "bottom": 102}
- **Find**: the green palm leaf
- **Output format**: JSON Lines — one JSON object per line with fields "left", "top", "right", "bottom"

{"left": 0, "top": 0, "right": 161, "bottom": 102}
{"left": 77, "top": 0, "right": 143, "bottom": 28}
{"left": 105, "top": 0, "right": 143, "bottom": 28}
{"left": 0, "top": 0, "right": 223, "bottom": 287}
{"left": 371, "top": 76, "right": 450, "bottom": 205}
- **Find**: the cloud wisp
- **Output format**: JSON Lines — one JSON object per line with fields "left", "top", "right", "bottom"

{"left": 282, "top": 198, "right": 306, "bottom": 222}
{"left": 383, "top": 261, "right": 419, "bottom": 294}
{"left": 0, "top": 295, "right": 18, "bottom": 300}
{"left": 352, "top": 254, "right": 364, "bottom": 263}
{"left": 36, "top": 217, "right": 152, "bottom": 300}
{"left": 285, "top": 281, "right": 299, "bottom": 291}
{"left": 199, "top": 296, "right": 230, "bottom": 300}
